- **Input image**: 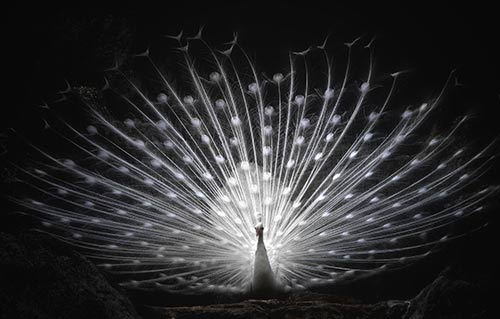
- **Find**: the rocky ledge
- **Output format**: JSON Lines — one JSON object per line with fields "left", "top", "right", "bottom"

{"left": 0, "top": 232, "right": 138, "bottom": 319}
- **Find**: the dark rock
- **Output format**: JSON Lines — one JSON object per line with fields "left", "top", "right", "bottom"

{"left": 404, "top": 266, "right": 493, "bottom": 319}
{"left": 148, "top": 299, "right": 409, "bottom": 319}
{"left": 0, "top": 232, "right": 140, "bottom": 319}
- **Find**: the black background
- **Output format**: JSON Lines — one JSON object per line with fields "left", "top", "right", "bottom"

{"left": 4, "top": 2, "right": 500, "bottom": 137}
{"left": 3, "top": 0, "right": 500, "bottom": 305}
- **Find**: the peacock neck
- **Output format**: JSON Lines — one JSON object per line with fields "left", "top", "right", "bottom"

{"left": 257, "top": 232, "right": 265, "bottom": 247}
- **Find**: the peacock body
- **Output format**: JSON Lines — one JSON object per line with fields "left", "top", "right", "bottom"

{"left": 253, "top": 223, "right": 277, "bottom": 294}
{"left": 10, "top": 32, "right": 496, "bottom": 294}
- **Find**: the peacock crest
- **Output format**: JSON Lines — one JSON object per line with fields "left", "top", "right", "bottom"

{"left": 8, "top": 30, "right": 496, "bottom": 294}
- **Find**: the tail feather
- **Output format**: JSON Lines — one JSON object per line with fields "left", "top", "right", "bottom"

{"left": 10, "top": 37, "right": 495, "bottom": 293}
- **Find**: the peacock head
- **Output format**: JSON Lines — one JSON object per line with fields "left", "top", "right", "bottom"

{"left": 255, "top": 223, "right": 264, "bottom": 237}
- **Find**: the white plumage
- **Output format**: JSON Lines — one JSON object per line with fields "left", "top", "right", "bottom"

{"left": 11, "top": 32, "right": 495, "bottom": 294}
{"left": 253, "top": 223, "right": 278, "bottom": 294}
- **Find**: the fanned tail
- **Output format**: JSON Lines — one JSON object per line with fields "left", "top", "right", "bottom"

{"left": 10, "top": 34, "right": 496, "bottom": 293}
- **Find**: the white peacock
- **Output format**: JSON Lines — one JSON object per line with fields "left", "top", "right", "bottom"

{"left": 12, "top": 31, "right": 496, "bottom": 295}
